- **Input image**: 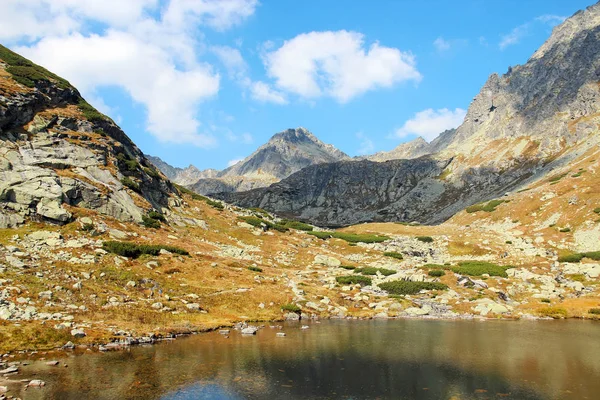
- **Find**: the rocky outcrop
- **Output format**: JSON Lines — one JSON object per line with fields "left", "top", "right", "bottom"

{"left": 215, "top": 3, "right": 600, "bottom": 226}
{"left": 0, "top": 44, "right": 177, "bottom": 227}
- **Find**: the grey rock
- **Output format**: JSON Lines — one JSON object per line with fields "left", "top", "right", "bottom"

{"left": 70, "top": 328, "right": 86, "bottom": 338}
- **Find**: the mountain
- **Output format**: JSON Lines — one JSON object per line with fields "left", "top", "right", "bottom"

{"left": 147, "top": 155, "right": 218, "bottom": 186}
{"left": 188, "top": 127, "right": 350, "bottom": 194}
{"left": 216, "top": 3, "right": 600, "bottom": 227}
{"left": 0, "top": 44, "right": 178, "bottom": 228}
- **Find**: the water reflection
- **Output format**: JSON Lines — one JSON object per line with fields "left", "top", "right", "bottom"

{"left": 15, "top": 320, "right": 600, "bottom": 399}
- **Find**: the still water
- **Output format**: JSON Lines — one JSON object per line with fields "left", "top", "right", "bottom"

{"left": 12, "top": 319, "right": 600, "bottom": 399}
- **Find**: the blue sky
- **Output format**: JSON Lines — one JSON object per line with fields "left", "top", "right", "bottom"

{"left": 1, "top": 0, "right": 594, "bottom": 169}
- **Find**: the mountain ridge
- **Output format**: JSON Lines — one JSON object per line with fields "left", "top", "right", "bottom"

{"left": 215, "top": 3, "right": 600, "bottom": 226}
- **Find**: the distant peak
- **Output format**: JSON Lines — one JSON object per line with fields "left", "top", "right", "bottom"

{"left": 269, "top": 127, "right": 318, "bottom": 144}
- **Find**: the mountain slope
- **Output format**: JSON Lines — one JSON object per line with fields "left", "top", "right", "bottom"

{"left": 189, "top": 127, "right": 350, "bottom": 194}
{"left": 216, "top": 3, "right": 600, "bottom": 226}
{"left": 0, "top": 44, "right": 178, "bottom": 227}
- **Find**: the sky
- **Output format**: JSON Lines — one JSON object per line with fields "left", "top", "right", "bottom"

{"left": 0, "top": 0, "right": 594, "bottom": 170}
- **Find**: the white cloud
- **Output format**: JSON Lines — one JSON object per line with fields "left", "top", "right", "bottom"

{"left": 211, "top": 45, "right": 247, "bottom": 79}
{"left": 17, "top": 32, "right": 219, "bottom": 147}
{"left": 500, "top": 14, "right": 566, "bottom": 50}
{"left": 356, "top": 132, "right": 375, "bottom": 156}
{"left": 4, "top": 0, "right": 259, "bottom": 148}
{"left": 162, "top": 0, "right": 258, "bottom": 31}
{"left": 433, "top": 37, "right": 451, "bottom": 52}
{"left": 227, "top": 158, "right": 243, "bottom": 167}
{"left": 395, "top": 108, "right": 466, "bottom": 142}
{"left": 250, "top": 81, "right": 288, "bottom": 104}
{"left": 263, "top": 30, "right": 421, "bottom": 103}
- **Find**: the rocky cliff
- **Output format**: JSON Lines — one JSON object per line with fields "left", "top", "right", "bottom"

{"left": 188, "top": 127, "right": 350, "bottom": 194}
{"left": 0, "top": 44, "right": 178, "bottom": 228}
{"left": 216, "top": 3, "right": 600, "bottom": 226}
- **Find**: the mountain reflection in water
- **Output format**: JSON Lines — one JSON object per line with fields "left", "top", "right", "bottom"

{"left": 14, "top": 320, "right": 600, "bottom": 399}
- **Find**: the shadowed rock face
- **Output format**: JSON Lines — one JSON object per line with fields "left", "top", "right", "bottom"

{"left": 214, "top": 3, "right": 600, "bottom": 227}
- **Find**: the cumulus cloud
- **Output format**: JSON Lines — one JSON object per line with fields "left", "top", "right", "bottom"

{"left": 3, "top": 0, "right": 259, "bottom": 148}
{"left": 250, "top": 81, "right": 288, "bottom": 104}
{"left": 395, "top": 108, "right": 466, "bottom": 142}
{"left": 263, "top": 30, "right": 421, "bottom": 103}
{"left": 500, "top": 14, "right": 566, "bottom": 50}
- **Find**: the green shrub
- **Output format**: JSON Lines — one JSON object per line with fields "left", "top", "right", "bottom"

{"left": 339, "top": 265, "right": 356, "bottom": 270}
{"left": 280, "top": 219, "right": 314, "bottom": 231}
{"left": 428, "top": 270, "right": 445, "bottom": 277}
{"left": 538, "top": 307, "right": 567, "bottom": 319}
{"left": 584, "top": 251, "right": 600, "bottom": 261}
{"left": 121, "top": 177, "right": 140, "bottom": 192}
{"left": 144, "top": 167, "right": 161, "bottom": 179}
{"left": 248, "top": 266, "right": 263, "bottom": 273}
{"left": 335, "top": 275, "right": 372, "bottom": 286}
{"left": 238, "top": 216, "right": 288, "bottom": 232}
{"left": 505, "top": 240, "right": 513, "bottom": 244}
{"left": 541, "top": 298, "right": 551, "bottom": 303}
{"left": 80, "top": 223, "right": 94, "bottom": 232}
{"left": 147, "top": 211, "right": 165, "bottom": 222}
{"left": 588, "top": 308, "right": 600, "bottom": 315}
{"left": 77, "top": 98, "right": 109, "bottom": 123}
{"left": 383, "top": 252, "right": 403, "bottom": 260}
{"left": 102, "top": 241, "right": 189, "bottom": 258}
{"left": 306, "top": 231, "right": 333, "bottom": 240}
{"left": 354, "top": 267, "right": 396, "bottom": 276}
{"left": 249, "top": 207, "right": 271, "bottom": 218}
{"left": 379, "top": 280, "right": 448, "bottom": 295}
{"left": 572, "top": 171, "right": 586, "bottom": 178}
{"left": 421, "top": 263, "right": 446, "bottom": 269}
{"left": 466, "top": 200, "right": 506, "bottom": 213}
{"left": 142, "top": 215, "right": 161, "bottom": 229}
{"left": 559, "top": 227, "right": 571, "bottom": 233}
{"left": 331, "top": 232, "right": 390, "bottom": 243}
{"left": 594, "top": 208, "right": 600, "bottom": 214}
{"left": 281, "top": 303, "right": 301, "bottom": 313}
{"left": 416, "top": 236, "right": 433, "bottom": 243}
{"left": 548, "top": 172, "right": 569, "bottom": 183}
{"left": 206, "top": 199, "right": 224, "bottom": 210}
{"left": 450, "top": 261, "right": 511, "bottom": 277}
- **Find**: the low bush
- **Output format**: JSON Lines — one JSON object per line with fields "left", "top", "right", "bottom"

{"left": 537, "top": 307, "right": 567, "bottom": 319}
{"left": 558, "top": 252, "right": 600, "bottom": 263}
{"left": 354, "top": 267, "right": 396, "bottom": 276}
{"left": 451, "top": 261, "right": 511, "bottom": 277}
{"left": 102, "top": 241, "right": 189, "bottom": 258}
{"left": 416, "top": 236, "right": 434, "bottom": 243}
{"left": 379, "top": 280, "right": 448, "bottom": 295}
{"left": 248, "top": 266, "right": 263, "bottom": 273}
{"left": 249, "top": 207, "right": 271, "bottom": 218}
{"left": 548, "top": 172, "right": 569, "bottom": 183}
{"left": 339, "top": 265, "right": 356, "bottom": 270}
{"left": 306, "top": 231, "right": 333, "bottom": 240}
{"left": 144, "top": 167, "right": 161, "bottom": 179}
{"left": 421, "top": 263, "right": 446, "bottom": 269}
{"left": 541, "top": 298, "right": 551, "bottom": 303}
{"left": 466, "top": 200, "right": 506, "bottom": 213}
{"left": 121, "top": 177, "right": 140, "bottom": 192}
{"left": 594, "top": 208, "right": 600, "bottom": 214}
{"left": 238, "top": 216, "right": 288, "bottom": 232}
{"left": 306, "top": 231, "right": 388, "bottom": 243}
{"left": 335, "top": 275, "right": 372, "bottom": 286}
{"left": 147, "top": 211, "right": 166, "bottom": 222}
{"left": 78, "top": 98, "right": 108, "bottom": 123}
{"left": 428, "top": 270, "right": 445, "bottom": 277}
{"left": 142, "top": 215, "right": 161, "bottom": 229}
{"left": 559, "top": 227, "right": 571, "bottom": 233}
{"left": 280, "top": 219, "right": 314, "bottom": 231}
{"left": 206, "top": 199, "right": 224, "bottom": 210}
{"left": 588, "top": 308, "right": 600, "bottom": 315}
{"left": 281, "top": 303, "right": 301, "bottom": 313}
{"left": 383, "top": 252, "right": 403, "bottom": 260}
